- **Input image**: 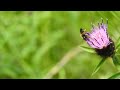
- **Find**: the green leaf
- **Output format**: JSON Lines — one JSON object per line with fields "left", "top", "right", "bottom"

{"left": 79, "top": 46, "right": 95, "bottom": 53}
{"left": 116, "top": 37, "right": 120, "bottom": 46}
{"left": 116, "top": 45, "right": 120, "bottom": 52}
{"left": 112, "top": 55, "right": 120, "bottom": 66}
{"left": 91, "top": 57, "right": 106, "bottom": 76}
{"left": 115, "top": 37, "right": 120, "bottom": 52}
{"left": 108, "top": 72, "right": 120, "bottom": 79}
{"left": 112, "top": 55, "right": 120, "bottom": 71}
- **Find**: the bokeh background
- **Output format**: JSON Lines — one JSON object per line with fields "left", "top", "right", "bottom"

{"left": 0, "top": 11, "right": 120, "bottom": 79}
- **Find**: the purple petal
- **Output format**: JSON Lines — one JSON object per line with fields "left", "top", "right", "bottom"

{"left": 85, "top": 23, "right": 110, "bottom": 49}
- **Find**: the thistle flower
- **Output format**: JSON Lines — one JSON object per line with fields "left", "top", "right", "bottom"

{"left": 80, "top": 19, "right": 115, "bottom": 57}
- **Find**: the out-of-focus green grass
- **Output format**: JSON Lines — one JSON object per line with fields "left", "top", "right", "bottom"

{"left": 0, "top": 11, "right": 120, "bottom": 79}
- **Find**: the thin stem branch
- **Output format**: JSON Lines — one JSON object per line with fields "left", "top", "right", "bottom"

{"left": 43, "top": 45, "right": 82, "bottom": 79}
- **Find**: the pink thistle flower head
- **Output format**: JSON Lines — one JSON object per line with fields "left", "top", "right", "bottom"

{"left": 80, "top": 19, "right": 115, "bottom": 57}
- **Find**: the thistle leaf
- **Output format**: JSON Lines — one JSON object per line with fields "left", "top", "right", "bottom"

{"left": 115, "top": 37, "right": 120, "bottom": 52}
{"left": 108, "top": 72, "right": 120, "bottom": 79}
{"left": 79, "top": 46, "right": 95, "bottom": 53}
{"left": 112, "top": 55, "right": 120, "bottom": 70}
{"left": 91, "top": 57, "right": 106, "bottom": 76}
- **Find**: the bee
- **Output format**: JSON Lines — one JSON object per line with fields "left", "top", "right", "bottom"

{"left": 80, "top": 28, "right": 90, "bottom": 40}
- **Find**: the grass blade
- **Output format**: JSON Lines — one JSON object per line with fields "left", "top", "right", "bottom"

{"left": 108, "top": 72, "right": 120, "bottom": 79}
{"left": 91, "top": 57, "right": 106, "bottom": 76}
{"left": 79, "top": 46, "right": 95, "bottom": 53}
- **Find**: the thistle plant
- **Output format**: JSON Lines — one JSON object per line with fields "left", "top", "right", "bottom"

{"left": 80, "top": 18, "right": 120, "bottom": 79}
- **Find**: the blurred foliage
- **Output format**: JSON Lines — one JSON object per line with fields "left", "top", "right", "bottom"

{"left": 0, "top": 11, "right": 120, "bottom": 79}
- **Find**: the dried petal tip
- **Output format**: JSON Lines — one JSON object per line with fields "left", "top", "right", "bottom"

{"left": 80, "top": 19, "right": 115, "bottom": 57}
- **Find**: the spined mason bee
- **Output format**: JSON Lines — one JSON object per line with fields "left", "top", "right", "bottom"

{"left": 80, "top": 28, "right": 90, "bottom": 40}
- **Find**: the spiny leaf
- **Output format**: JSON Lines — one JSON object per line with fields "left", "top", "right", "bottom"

{"left": 116, "top": 45, "right": 120, "bottom": 52}
{"left": 112, "top": 55, "right": 120, "bottom": 66}
{"left": 108, "top": 72, "right": 120, "bottom": 79}
{"left": 112, "top": 55, "right": 120, "bottom": 71}
{"left": 116, "top": 37, "right": 120, "bottom": 46}
{"left": 79, "top": 46, "right": 95, "bottom": 53}
{"left": 115, "top": 37, "right": 120, "bottom": 52}
{"left": 91, "top": 57, "right": 106, "bottom": 76}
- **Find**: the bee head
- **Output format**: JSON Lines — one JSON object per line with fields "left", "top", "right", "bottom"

{"left": 80, "top": 28, "right": 85, "bottom": 34}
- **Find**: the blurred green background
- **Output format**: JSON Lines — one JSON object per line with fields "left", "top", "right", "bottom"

{"left": 0, "top": 11, "right": 120, "bottom": 79}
